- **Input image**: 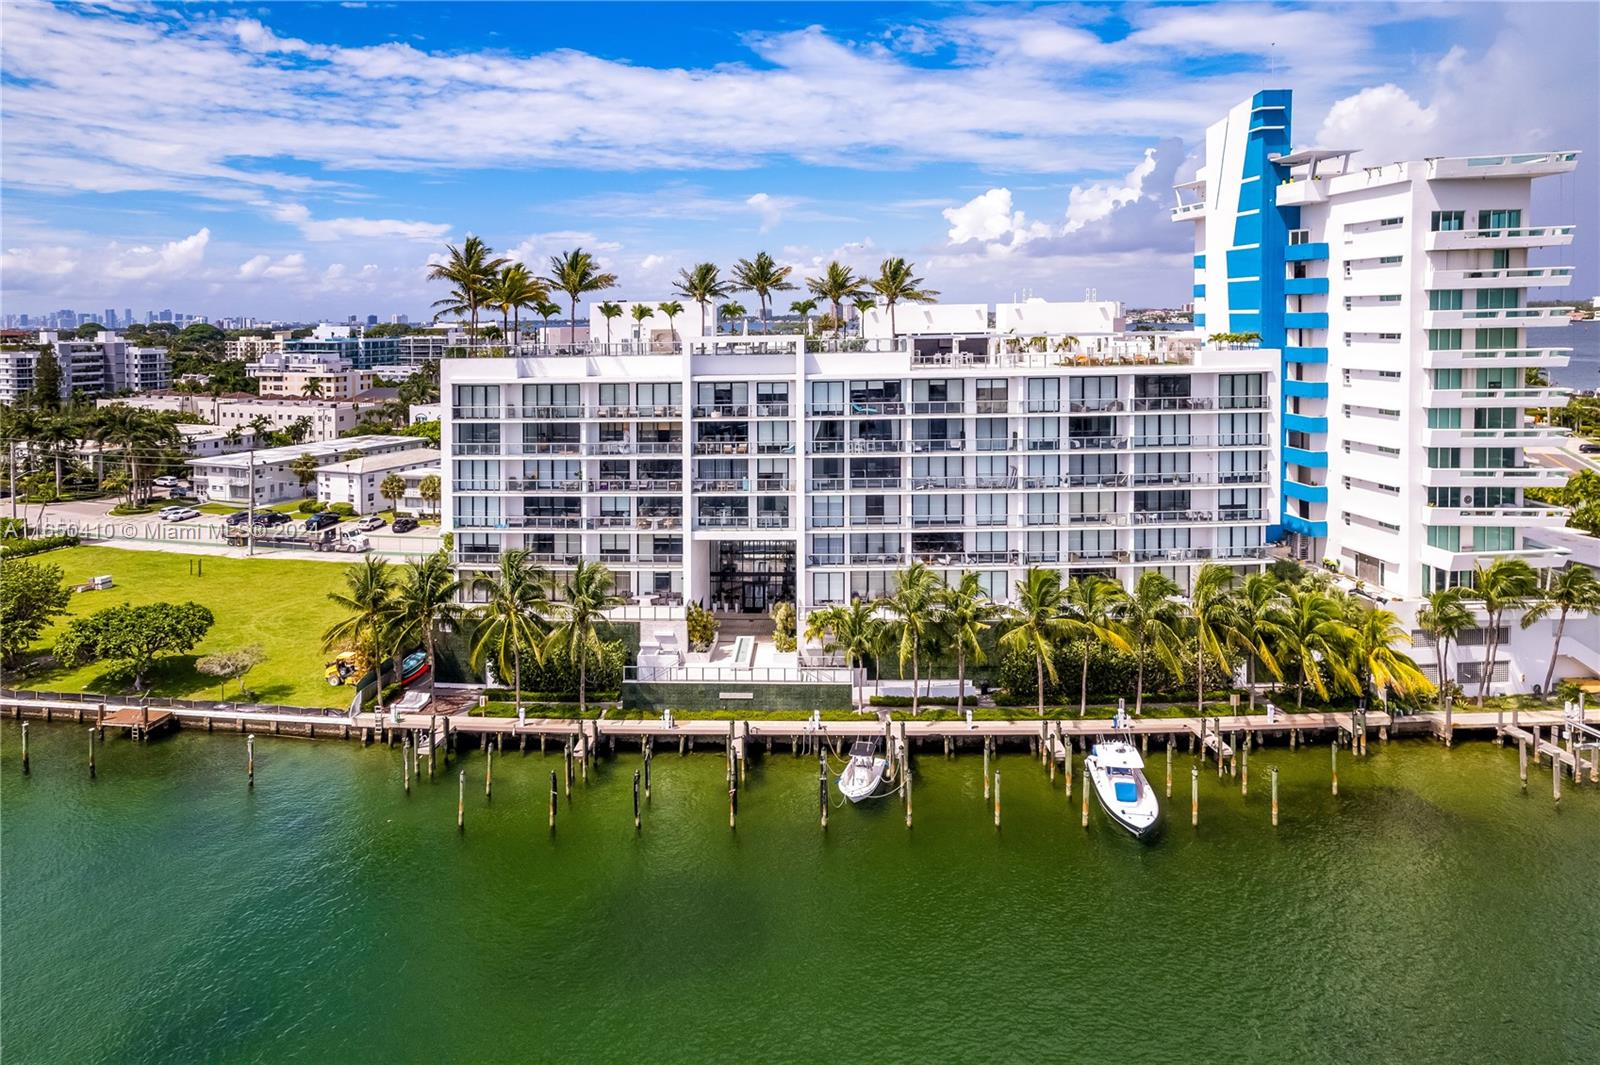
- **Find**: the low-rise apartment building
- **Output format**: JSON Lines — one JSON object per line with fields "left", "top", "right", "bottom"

{"left": 0, "top": 331, "right": 169, "bottom": 402}
{"left": 187, "top": 435, "right": 420, "bottom": 506}
{"left": 316, "top": 448, "right": 440, "bottom": 514}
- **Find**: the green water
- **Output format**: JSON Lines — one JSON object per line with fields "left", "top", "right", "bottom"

{"left": 2, "top": 723, "right": 1596, "bottom": 1064}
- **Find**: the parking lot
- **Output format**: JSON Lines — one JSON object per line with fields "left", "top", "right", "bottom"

{"left": 18, "top": 497, "right": 444, "bottom": 561}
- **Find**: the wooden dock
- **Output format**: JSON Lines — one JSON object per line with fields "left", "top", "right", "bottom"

{"left": 100, "top": 707, "right": 176, "bottom": 741}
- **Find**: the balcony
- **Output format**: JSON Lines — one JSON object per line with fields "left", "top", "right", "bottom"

{"left": 1420, "top": 346, "right": 1571, "bottom": 370}
{"left": 594, "top": 404, "right": 682, "bottom": 419}
{"left": 1284, "top": 277, "right": 1329, "bottom": 296}
{"left": 1420, "top": 465, "right": 1570, "bottom": 488}
{"left": 1428, "top": 387, "right": 1569, "bottom": 410}
{"left": 1428, "top": 266, "right": 1574, "bottom": 289}
{"left": 1170, "top": 200, "right": 1206, "bottom": 221}
{"left": 1284, "top": 346, "right": 1329, "bottom": 364}
{"left": 1420, "top": 426, "right": 1569, "bottom": 448}
{"left": 1424, "top": 306, "right": 1574, "bottom": 329}
{"left": 1283, "top": 311, "right": 1329, "bottom": 330}
{"left": 1426, "top": 152, "right": 1578, "bottom": 179}
{"left": 694, "top": 440, "right": 751, "bottom": 455}
{"left": 1284, "top": 379, "right": 1329, "bottom": 399}
{"left": 1424, "top": 505, "right": 1568, "bottom": 525}
{"left": 1424, "top": 225, "right": 1574, "bottom": 252}
{"left": 1284, "top": 243, "right": 1329, "bottom": 262}
{"left": 692, "top": 404, "right": 751, "bottom": 418}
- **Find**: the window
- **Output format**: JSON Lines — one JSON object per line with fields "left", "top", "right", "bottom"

{"left": 1476, "top": 367, "right": 1518, "bottom": 390}
{"left": 1428, "top": 290, "right": 1464, "bottom": 311}
{"left": 1427, "top": 487, "right": 1461, "bottom": 508}
{"left": 1378, "top": 294, "right": 1402, "bottom": 302}
{"left": 1473, "top": 407, "right": 1520, "bottom": 430}
{"left": 1473, "top": 447, "right": 1516, "bottom": 469}
{"left": 1475, "top": 327, "right": 1518, "bottom": 351}
{"left": 1428, "top": 329, "right": 1463, "bottom": 351}
{"left": 1475, "top": 526, "right": 1515, "bottom": 551}
{"left": 1288, "top": 229, "right": 1311, "bottom": 245}
{"left": 1491, "top": 249, "right": 1510, "bottom": 269}
{"left": 1432, "top": 369, "right": 1463, "bottom": 389}
{"left": 1427, "top": 526, "right": 1461, "bottom": 551}
{"left": 1476, "top": 288, "right": 1520, "bottom": 310}
{"left": 1377, "top": 333, "right": 1401, "bottom": 341}
{"left": 1426, "top": 408, "right": 1461, "bottom": 429}
{"left": 1478, "top": 208, "right": 1522, "bottom": 231}
{"left": 1430, "top": 210, "right": 1465, "bottom": 232}
{"left": 1378, "top": 217, "right": 1402, "bottom": 227}
{"left": 1427, "top": 447, "right": 1461, "bottom": 469}
{"left": 1379, "top": 254, "right": 1403, "bottom": 264}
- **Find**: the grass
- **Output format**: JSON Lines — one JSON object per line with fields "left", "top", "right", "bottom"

{"left": 17, "top": 545, "right": 355, "bottom": 708}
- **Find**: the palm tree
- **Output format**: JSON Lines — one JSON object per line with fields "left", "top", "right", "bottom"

{"left": 1184, "top": 562, "right": 1238, "bottom": 717}
{"left": 322, "top": 557, "right": 401, "bottom": 717}
{"left": 1348, "top": 604, "right": 1432, "bottom": 706}
{"left": 1063, "top": 575, "right": 1130, "bottom": 716}
{"left": 630, "top": 302, "right": 656, "bottom": 349}
{"left": 803, "top": 598, "right": 884, "bottom": 709}
{"left": 302, "top": 377, "right": 325, "bottom": 398}
{"left": 1268, "top": 584, "right": 1356, "bottom": 710}
{"left": 469, "top": 548, "right": 549, "bottom": 718}
{"left": 1521, "top": 565, "right": 1600, "bottom": 697}
{"left": 39, "top": 413, "right": 79, "bottom": 501}
{"left": 417, "top": 473, "right": 441, "bottom": 519}
{"left": 596, "top": 301, "right": 624, "bottom": 348}
{"left": 290, "top": 453, "right": 319, "bottom": 495}
{"left": 544, "top": 561, "right": 624, "bottom": 718}
{"left": 672, "top": 262, "right": 736, "bottom": 335}
{"left": 427, "top": 236, "right": 507, "bottom": 342}
{"left": 1464, "top": 558, "right": 1539, "bottom": 705}
{"left": 731, "top": 251, "right": 796, "bottom": 331}
{"left": 882, "top": 562, "right": 942, "bottom": 714}
{"left": 936, "top": 572, "right": 1001, "bottom": 717}
{"left": 718, "top": 302, "right": 747, "bottom": 335}
{"left": 1416, "top": 586, "right": 1474, "bottom": 714}
{"left": 538, "top": 248, "right": 618, "bottom": 348}
{"left": 392, "top": 552, "right": 464, "bottom": 674}
{"left": 533, "top": 299, "right": 562, "bottom": 347}
{"left": 789, "top": 298, "right": 817, "bottom": 336}
{"left": 490, "top": 263, "right": 546, "bottom": 346}
{"left": 657, "top": 301, "right": 685, "bottom": 343}
{"left": 870, "top": 257, "right": 940, "bottom": 337}
{"left": 1111, "top": 571, "right": 1185, "bottom": 716}
{"left": 851, "top": 295, "right": 876, "bottom": 335}
{"left": 379, "top": 472, "right": 406, "bottom": 517}
{"left": 1000, "top": 567, "right": 1072, "bottom": 718}
{"left": 1227, "top": 573, "right": 1286, "bottom": 713}
{"left": 805, "top": 261, "right": 865, "bottom": 336}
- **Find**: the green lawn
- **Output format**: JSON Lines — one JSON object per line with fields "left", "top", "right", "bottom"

{"left": 18, "top": 545, "right": 355, "bottom": 708}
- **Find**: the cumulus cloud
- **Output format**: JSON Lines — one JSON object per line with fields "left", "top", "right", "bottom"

{"left": 103, "top": 228, "right": 211, "bottom": 281}
{"left": 1316, "top": 84, "right": 1438, "bottom": 163}
{"left": 238, "top": 251, "right": 306, "bottom": 280}
{"left": 265, "top": 202, "right": 452, "bottom": 242}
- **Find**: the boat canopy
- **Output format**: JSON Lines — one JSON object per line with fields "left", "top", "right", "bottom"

{"left": 1092, "top": 741, "right": 1145, "bottom": 769}
{"left": 849, "top": 740, "right": 876, "bottom": 759}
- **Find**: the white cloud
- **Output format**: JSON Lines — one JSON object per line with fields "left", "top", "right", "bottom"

{"left": 103, "top": 228, "right": 211, "bottom": 281}
{"left": 1316, "top": 84, "right": 1438, "bottom": 163}
{"left": 943, "top": 188, "right": 1047, "bottom": 248}
{"left": 1064, "top": 148, "right": 1160, "bottom": 233}
{"left": 266, "top": 202, "right": 452, "bottom": 242}
{"left": 0, "top": 244, "right": 79, "bottom": 281}
{"left": 238, "top": 251, "right": 306, "bottom": 280}
{"left": 746, "top": 192, "right": 790, "bottom": 233}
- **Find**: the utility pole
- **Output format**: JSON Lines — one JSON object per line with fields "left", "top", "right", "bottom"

{"left": 246, "top": 449, "right": 256, "bottom": 557}
{"left": 8, "top": 440, "right": 17, "bottom": 521}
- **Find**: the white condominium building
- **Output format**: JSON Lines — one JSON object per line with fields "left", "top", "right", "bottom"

{"left": 442, "top": 314, "right": 1278, "bottom": 641}
{"left": 0, "top": 331, "right": 169, "bottom": 402}
{"left": 1176, "top": 89, "right": 1578, "bottom": 600}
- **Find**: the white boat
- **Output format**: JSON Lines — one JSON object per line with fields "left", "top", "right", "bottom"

{"left": 836, "top": 740, "right": 887, "bottom": 803}
{"left": 1086, "top": 740, "right": 1160, "bottom": 838}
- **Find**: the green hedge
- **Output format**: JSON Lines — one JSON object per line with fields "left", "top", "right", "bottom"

{"left": 0, "top": 535, "right": 81, "bottom": 559}
{"left": 868, "top": 694, "right": 965, "bottom": 707}
{"left": 485, "top": 688, "right": 620, "bottom": 703}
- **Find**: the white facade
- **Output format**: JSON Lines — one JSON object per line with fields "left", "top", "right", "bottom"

{"left": 187, "top": 435, "right": 419, "bottom": 506}
{"left": 316, "top": 448, "right": 440, "bottom": 514}
{"left": 100, "top": 393, "right": 376, "bottom": 442}
{"left": 0, "top": 331, "right": 169, "bottom": 402}
{"left": 224, "top": 333, "right": 290, "bottom": 360}
{"left": 442, "top": 331, "right": 1277, "bottom": 644}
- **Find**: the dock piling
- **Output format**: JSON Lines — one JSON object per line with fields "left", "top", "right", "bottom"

{"left": 1081, "top": 767, "right": 1089, "bottom": 828}
{"left": 21, "top": 721, "right": 29, "bottom": 774}
{"left": 1271, "top": 766, "right": 1279, "bottom": 827}
{"left": 485, "top": 746, "right": 493, "bottom": 800}
{"left": 983, "top": 740, "right": 990, "bottom": 800}
{"left": 457, "top": 770, "right": 464, "bottom": 832}
{"left": 1191, "top": 765, "right": 1199, "bottom": 828}
{"left": 403, "top": 734, "right": 411, "bottom": 793}
{"left": 644, "top": 749, "right": 652, "bottom": 802}
{"left": 88, "top": 727, "right": 96, "bottom": 778}
{"left": 819, "top": 767, "right": 828, "bottom": 830}
{"left": 246, "top": 734, "right": 255, "bottom": 788}
{"left": 1165, "top": 739, "right": 1173, "bottom": 798}
{"left": 1330, "top": 740, "right": 1338, "bottom": 796}
{"left": 1519, "top": 737, "right": 1528, "bottom": 791}
{"left": 549, "top": 771, "right": 557, "bottom": 832}
{"left": 633, "top": 770, "right": 641, "bottom": 831}
{"left": 993, "top": 771, "right": 1001, "bottom": 830}
{"left": 1241, "top": 742, "right": 1248, "bottom": 797}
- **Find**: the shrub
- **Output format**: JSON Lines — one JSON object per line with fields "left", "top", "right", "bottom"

{"left": 998, "top": 639, "right": 1188, "bottom": 703}
{"left": 686, "top": 601, "right": 719, "bottom": 652}
{"left": 771, "top": 601, "right": 797, "bottom": 653}
{"left": 298, "top": 499, "right": 325, "bottom": 514}
{"left": 328, "top": 502, "right": 356, "bottom": 517}
{"left": 0, "top": 535, "right": 80, "bottom": 559}
{"left": 0, "top": 518, "right": 28, "bottom": 539}
{"left": 868, "top": 694, "right": 964, "bottom": 707}
{"left": 504, "top": 637, "right": 627, "bottom": 696}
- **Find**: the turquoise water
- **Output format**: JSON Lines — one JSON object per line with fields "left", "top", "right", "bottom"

{"left": 2, "top": 723, "right": 1597, "bottom": 1064}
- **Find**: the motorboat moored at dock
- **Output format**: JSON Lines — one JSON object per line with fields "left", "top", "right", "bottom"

{"left": 1086, "top": 740, "right": 1160, "bottom": 838}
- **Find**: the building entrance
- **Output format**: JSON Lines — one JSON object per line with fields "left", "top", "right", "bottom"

{"left": 710, "top": 541, "right": 796, "bottom": 613}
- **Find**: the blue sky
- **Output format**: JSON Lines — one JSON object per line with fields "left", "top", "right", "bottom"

{"left": 2, "top": 1, "right": 1595, "bottom": 321}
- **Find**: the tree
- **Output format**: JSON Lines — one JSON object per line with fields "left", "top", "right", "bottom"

{"left": 379, "top": 472, "right": 406, "bottom": 516}
{"left": 30, "top": 348, "right": 62, "bottom": 408}
{"left": 427, "top": 236, "right": 507, "bottom": 341}
{"left": 851, "top": 295, "right": 876, "bottom": 333}
{"left": 539, "top": 248, "right": 618, "bottom": 348}
{"left": 803, "top": 598, "right": 884, "bottom": 709}
{"left": 718, "top": 302, "right": 747, "bottom": 334}
{"left": 673, "top": 262, "right": 736, "bottom": 336}
{"left": 1416, "top": 587, "right": 1474, "bottom": 714}
{"left": 0, "top": 559, "right": 71, "bottom": 667}
{"left": 418, "top": 473, "right": 441, "bottom": 518}
{"left": 392, "top": 552, "right": 464, "bottom": 676}
{"left": 1000, "top": 567, "right": 1071, "bottom": 718}
{"left": 805, "top": 261, "right": 865, "bottom": 336}
{"left": 882, "top": 562, "right": 943, "bottom": 714}
{"left": 1347, "top": 604, "right": 1431, "bottom": 706}
{"left": 597, "top": 301, "right": 624, "bottom": 347}
{"left": 731, "top": 251, "right": 797, "bottom": 331}
{"left": 870, "top": 257, "right": 940, "bottom": 337}
{"left": 1464, "top": 558, "right": 1539, "bottom": 705}
{"left": 936, "top": 572, "right": 1000, "bottom": 717}
{"left": 533, "top": 299, "right": 562, "bottom": 345}
{"left": 1065, "top": 575, "right": 1130, "bottom": 716}
{"left": 302, "top": 377, "right": 325, "bottom": 398}
{"left": 789, "top": 298, "right": 817, "bottom": 336}
{"left": 630, "top": 302, "right": 656, "bottom": 348}
{"left": 1227, "top": 572, "right": 1286, "bottom": 714}
{"left": 1184, "top": 563, "right": 1237, "bottom": 716}
{"left": 1267, "top": 584, "right": 1356, "bottom": 710}
{"left": 1111, "top": 571, "right": 1185, "bottom": 715}
{"left": 290, "top": 453, "right": 320, "bottom": 494}
{"left": 196, "top": 645, "right": 267, "bottom": 699}
{"left": 39, "top": 414, "right": 80, "bottom": 501}
{"left": 544, "top": 561, "right": 624, "bottom": 718}
{"left": 322, "top": 558, "right": 400, "bottom": 716}
{"left": 657, "top": 301, "right": 685, "bottom": 343}
{"left": 469, "top": 548, "right": 549, "bottom": 718}
{"left": 54, "top": 601, "right": 216, "bottom": 691}
{"left": 1521, "top": 565, "right": 1600, "bottom": 697}
{"left": 490, "top": 262, "right": 546, "bottom": 345}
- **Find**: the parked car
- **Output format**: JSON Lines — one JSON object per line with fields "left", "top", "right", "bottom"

{"left": 224, "top": 510, "right": 251, "bottom": 526}
{"left": 160, "top": 507, "right": 201, "bottom": 522}
{"left": 255, "top": 511, "right": 292, "bottom": 527}
{"left": 1579, "top": 442, "right": 1600, "bottom": 454}
{"left": 304, "top": 511, "right": 341, "bottom": 531}
{"left": 152, "top": 476, "right": 180, "bottom": 488}
{"left": 391, "top": 516, "right": 420, "bottom": 533}
{"left": 356, "top": 516, "right": 387, "bottom": 532}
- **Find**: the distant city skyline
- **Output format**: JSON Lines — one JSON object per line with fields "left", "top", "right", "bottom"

{"left": 2, "top": 1, "right": 1595, "bottom": 319}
